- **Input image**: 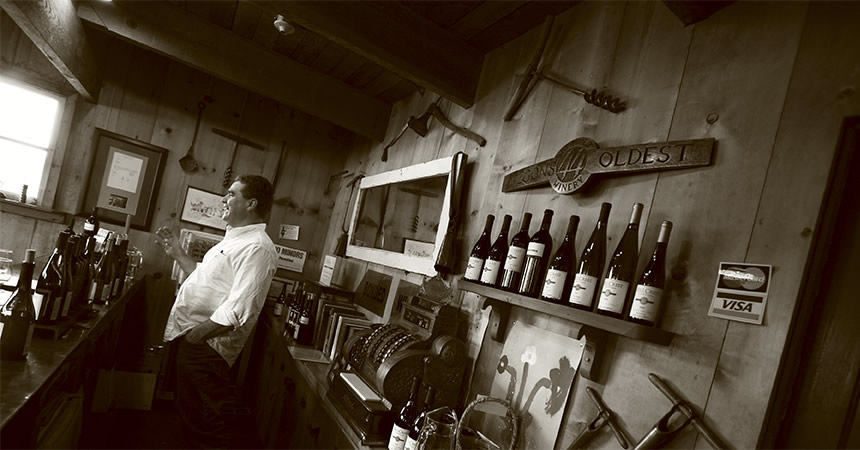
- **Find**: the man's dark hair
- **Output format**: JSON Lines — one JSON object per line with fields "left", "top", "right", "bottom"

{"left": 235, "top": 174, "right": 274, "bottom": 218}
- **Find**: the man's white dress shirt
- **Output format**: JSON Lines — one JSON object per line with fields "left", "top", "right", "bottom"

{"left": 163, "top": 223, "right": 277, "bottom": 366}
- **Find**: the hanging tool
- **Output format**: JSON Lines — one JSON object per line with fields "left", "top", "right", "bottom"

{"left": 567, "top": 387, "right": 630, "bottom": 449}
{"left": 504, "top": 15, "right": 625, "bottom": 121}
{"left": 211, "top": 128, "right": 265, "bottom": 189}
{"left": 179, "top": 101, "right": 206, "bottom": 172}
{"left": 382, "top": 98, "right": 486, "bottom": 162}
{"left": 634, "top": 373, "right": 728, "bottom": 450}
{"left": 272, "top": 141, "right": 287, "bottom": 188}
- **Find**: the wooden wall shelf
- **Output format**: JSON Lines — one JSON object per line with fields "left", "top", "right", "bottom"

{"left": 458, "top": 280, "right": 674, "bottom": 346}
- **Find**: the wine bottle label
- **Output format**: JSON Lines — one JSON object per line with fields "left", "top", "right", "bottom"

{"left": 23, "top": 323, "right": 34, "bottom": 356}
{"left": 541, "top": 269, "right": 568, "bottom": 300}
{"left": 49, "top": 293, "right": 61, "bottom": 321}
{"left": 112, "top": 281, "right": 120, "bottom": 297}
{"left": 273, "top": 303, "right": 284, "bottom": 316}
{"left": 32, "top": 293, "right": 45, "bottom": 320}
{"left": 101, "top": 285, "right": 111, "bottom": 302}
{"left": 293, "top": 324, "right": 300, "bottom": 340}
{"left": 480, "top": 259, "right": 502, "bottom": 284}
{"left": 629, "top": 285, "right": 663, "bottom": 322}
{"left": 597, "top": 279, "right": 630, "bottom": 313}
{"left": 388, "top": 424, "right": 409, "bottom": 450}
{"left": 503, "top": 247, "right": 526, "bottom": 272}
{"left": 526, "top": 242, "right": 546, "bottom": 258}
{"left": 464, "top": 256, "right": 484, "bottom": 280}
{"left": 61, "top": 292, "right": 73, "bottom": 317}
{"left": 299, "top": 316, "right": 310, "bottom": 325}
{"left": 83, "top": 223, "right": 95, "bottom": 231}
{"left": 88, "top": 282, "right": 98, "bottom": 301}
{"left": 403, "top": 436, "right": 418, "bottom": 450}
{"left": 568, "top": 274, "right": 599, "bottom": 307}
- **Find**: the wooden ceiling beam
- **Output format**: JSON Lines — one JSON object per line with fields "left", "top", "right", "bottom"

{"left": 250, "top": 1, "right": 483, "bottom": 108}
{"left": 77, "top": 1, "right": 390, "bottom": 141}
{"left": 0, "top": 0, "right": 101, "bottom": 102}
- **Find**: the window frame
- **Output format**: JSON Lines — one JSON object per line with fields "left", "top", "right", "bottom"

{"left": 0, "top": 75, "right": 75, "bottom": 209}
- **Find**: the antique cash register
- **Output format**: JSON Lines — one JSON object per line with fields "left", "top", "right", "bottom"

{"left": 327, "top": 291, "right": 468, "bottom": 445}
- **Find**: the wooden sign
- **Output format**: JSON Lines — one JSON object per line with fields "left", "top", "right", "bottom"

{"left": 503, "top": 137, "right": 715, "bottom": 194}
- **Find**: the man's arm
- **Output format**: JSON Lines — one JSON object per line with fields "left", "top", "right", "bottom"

{"left": 155, "top": 227, "right": 196, "bottom": 274}
{"left": 185, "top": 319, "right": 231, "bottom": 344}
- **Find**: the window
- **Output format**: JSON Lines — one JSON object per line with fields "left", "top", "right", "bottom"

{"left": 0, "top": 77, "right": 64, "bottom": 205}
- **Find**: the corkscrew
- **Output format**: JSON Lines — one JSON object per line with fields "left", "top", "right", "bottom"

{"left": 504, "top": 15, "right": 627, "bottom": 120}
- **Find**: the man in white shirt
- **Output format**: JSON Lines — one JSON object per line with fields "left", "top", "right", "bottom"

{"left": 156, "top": 174, "right": 277, "bottom": 448}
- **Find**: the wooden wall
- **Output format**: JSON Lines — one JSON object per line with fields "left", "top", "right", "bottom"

{"left": 323, "top": 2, "right": 860, "bottom": 449}
{"left": 1, "top": 24, "right": 349, "bottom": 313}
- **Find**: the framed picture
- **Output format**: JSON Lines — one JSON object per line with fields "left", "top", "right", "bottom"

{"left": 81, "top": 129, "right": 167, "bottom": 231}
{"left": 180, "top": 186, "right": 227, "bottom": 231}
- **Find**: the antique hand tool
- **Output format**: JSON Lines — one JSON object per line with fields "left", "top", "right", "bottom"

{"left": 382, "top": 98, "right": 486, "bottom": 162}
{"left": 567, "top": 387, "right": 630, "bottom": 449}
{"left": 634, "top": 373, "right": 728, "bottom": 450}
{"left": 212, "top": 128, "right": 265, "bottom": 188}
{"left": 504, "top": 15, "right": 625, "bottom": 120}
{"left": 179, "top": 101, "right": 205, "bottom": 173}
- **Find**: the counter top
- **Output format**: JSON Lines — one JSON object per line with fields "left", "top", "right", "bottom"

{"left": 0, "top": 280, "right": 140, "bottom": 429}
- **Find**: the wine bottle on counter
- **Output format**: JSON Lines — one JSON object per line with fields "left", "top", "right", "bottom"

{"left": 464, "top": 215, "right": 495, "bottom": 282}
{"left": 540, "top": 215, "right": 580, "bottom": 303}
{"left": 403, "top": 385, "right": 436, "bottom": 450}
{"left": 112, "top": 234, "right": 129, "bottom": 298}
{"left": 83, "top": 207, "right": 100, "bottom": 238}
{"left": 296, "top": 293, "right": 316, "bottom": 346}
{"left": 88, "top": 232, "right": 114, "bottom": 305}
{"left": 480, "top": 214, "right": 511, "bottom": 287}
{"left": 627, "top": 221, "right": 672, "bottom": 326}
{"left": 1, "top": 249, "right": 37, "bottom": 361}
{"left": 568, "top": 203, "right": 611, "bottom": 311}
{"left": 499, "top": 212, "right": 532, "bottom": 292}
{"left": 596, "top": 203, "right": 643, "bottom": 319}
{"left": 518, "top": 209, "right": 554, "bottom": 297}
{"left": 388, "top": 376, "right": 421, "bottom": 450}
{"left": 273, "top": 283, "right": 286, "bottom": 316}
{"left": 59, "top": 234, "right": 77, "bottom": 318}
{"left": 35, "top": 229, "right": 70, "bottom": 322}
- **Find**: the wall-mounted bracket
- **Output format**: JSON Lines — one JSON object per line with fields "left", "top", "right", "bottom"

{"left": 576, "top": 326, "right": 608, "bottom": 381}
{"left": 481, "top": 297, "right": 511, "bottom": 343}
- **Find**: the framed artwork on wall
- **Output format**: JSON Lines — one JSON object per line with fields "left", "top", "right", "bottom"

{"left": 81, "top": 128, "right": 167, "bottom": 231}
{"left": 180, "top": 186, "right": 227, "bottom": 231}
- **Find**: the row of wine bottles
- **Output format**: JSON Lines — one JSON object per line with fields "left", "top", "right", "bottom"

{"left": 464, "top": 202, "right": 672, "bottom": 327}
{"left": 388, "top": 376, "right": 437, "bottom": 450}
{"left": 276, "top": 281, "right": 316, "bottom": 346}
{"left": 0, "top": 208, "right": 131, "bottom": 361}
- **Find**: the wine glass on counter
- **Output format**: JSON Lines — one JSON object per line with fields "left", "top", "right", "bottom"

{"left": 0, "top": 249, "right": 12, "bottom": 284}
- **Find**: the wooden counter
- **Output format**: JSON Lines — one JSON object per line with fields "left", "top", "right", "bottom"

{"left": 245, "top": 309, "right": 381, "bottom": 450}
{"left": 0, "top": 279, "right": 141, "bottom": 447}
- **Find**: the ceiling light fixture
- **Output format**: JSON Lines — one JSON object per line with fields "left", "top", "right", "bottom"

{"left": 273, "top": 15, "right": 294, "bottom": 35}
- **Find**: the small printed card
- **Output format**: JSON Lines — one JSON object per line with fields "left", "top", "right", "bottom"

{"left": 708, "top": 262, "right": 772, "bottom": 325}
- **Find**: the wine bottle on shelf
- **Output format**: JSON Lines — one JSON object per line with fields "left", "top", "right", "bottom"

{"left": 480, "top": 214, "right": 511, "bottom": 287}
{"left": 596, "top": 203, "right": 644, "bottom": 319}
{"left": 35, "top": 230, "right": 70, "bottom": 322}
{"left": 83, "top": 207, "right": 100, "bottom": 238}
{"left": 499, "top": 212, "right": 532, "bottom": 292}
{"left": 59, "top": 233, "right": 77, "bottom": 318}
{"left": 403, "top": 385, "right": 437, "bottom": 450}
{"left": 567, "top": 203, "right": 612, "bottom": 311}
{"left": 388, "top": 376, "right": 421, "bottom": 450}
{"left": 464, "top": 215, "right": 495, "bottom": 282}
{"left": 627, "top": 221, "right": 672, "bottom": 326}
{"left": 1, "top": 249, "right": 37, "bottom": 361}
{"left": 540, "top": 215, "right": 580, "bottom": 303}
{"left": 273, "top": 283, "right": 287, "bottom": 317}
{"left": 518, "top": 209, "right": 554, "bottom": 297}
